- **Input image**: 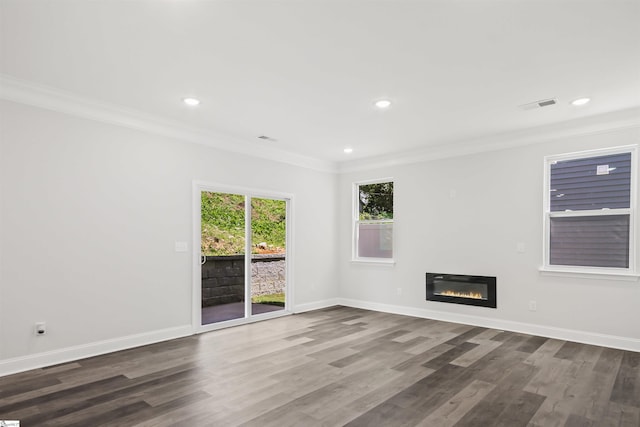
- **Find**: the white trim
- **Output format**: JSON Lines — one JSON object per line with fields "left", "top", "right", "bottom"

{"left": 4, "top": 298, "right": 638, "bottom": 377}
{"left": 548, "top": 208, "right": 632, "bottom": 218}
{"left": 192, "top": 181, "right": 294, "bottom": 202}
{"left": 337, "top": 298, "right": 640, "bottom": 352}
{"left": 192, "top": 181, "right": 294, "bottom": 333}
{"left": 292, "top": 298, "right": 340, "bottom": 313}
{"left": 339, "top": 108, "right": 640, "bottom": 173}
{"left": 539, "top": 267, "right": 640, "bottom": 281}
{"left": 631, "top": 144, "right": 638, "bottom": 274}
{"left": 542, "top": 154, "right": 551, "bottom": 268}
{"left": 285, "top": 197, "right": 295, "bottom": 311}
{"left": 192, "top": 183, "right": 203, "bottom": 332}
{"left": 0, "top": 74, "right": 337, "bottom": 173}
{"left": 350, "top": 259, "right": 396, "bottom": 266}
{"left": 197, "top": 310, "right": 292, "bottom": 333}
{"left": 542, "top": 145, "right": 638, "bottom": 275}
{"left": 0, "top": 325, "right": 193, "bottom": 377}
{"left": 3, "top": 75, "right": 640, "bottom": 175}
{"left": 244, "top": 195, "right": 252, "bottom": 319}
{"left": 353, "top": 176, "right": 395, "bottom": 186}
{"left": 544, "top": 144, "right": 639, "bottom": 162}
{"left": 352, "top": 179, "right": 395, "bottom": 262}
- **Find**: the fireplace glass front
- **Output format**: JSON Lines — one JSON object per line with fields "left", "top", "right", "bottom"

{"left": 426, "top": 273, "right": 497, "bottom": 308}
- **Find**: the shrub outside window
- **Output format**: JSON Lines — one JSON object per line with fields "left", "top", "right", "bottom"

{"left": 353, "top": 180, "right": 394, "bottom": 261}
{"left": 543, "top": 146, "right": 637, "bottom": 274}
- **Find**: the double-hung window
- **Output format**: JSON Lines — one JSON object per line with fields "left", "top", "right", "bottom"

{"left": 543, "top": 145, "right": 637, "bottom": 275}
{"left": 353, "top": 180, "right": 394, "bottom": 262}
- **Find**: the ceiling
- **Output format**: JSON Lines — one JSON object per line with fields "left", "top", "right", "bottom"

{"left": 1, "top": 0, "right": 640, "bottom": 168}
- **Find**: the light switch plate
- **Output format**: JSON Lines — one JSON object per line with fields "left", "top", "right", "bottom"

{"left": 175, "top": 241, "right": 188, "bottom": 252}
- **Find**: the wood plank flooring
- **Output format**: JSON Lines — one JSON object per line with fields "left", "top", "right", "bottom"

{"left": 1, "top": 306, "right": 639, "bottom": 426}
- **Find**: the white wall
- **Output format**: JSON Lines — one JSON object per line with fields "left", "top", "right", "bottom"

{"left": 338, "top": 127, "right": 640, "bottom": 350}
{"left": 0, "top": 100, "right": 339, "bottom": 372}
{"left": 2, "top": 97, "right": 639, "bottom": 376}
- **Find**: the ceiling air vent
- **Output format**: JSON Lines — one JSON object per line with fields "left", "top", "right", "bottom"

{"left": 518, "top": 98, "right": 558, "bottom": 111}
{"left": 257, "top": 135, "right": 277, "bottom": 142}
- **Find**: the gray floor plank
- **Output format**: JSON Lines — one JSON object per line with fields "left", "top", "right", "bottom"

{"left": 0, "top": 306, "right": 637, "bottom": 426}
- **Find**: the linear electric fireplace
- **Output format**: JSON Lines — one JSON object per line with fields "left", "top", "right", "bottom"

{"left": 426, "top": 273, "right": 497, "bottom": 308}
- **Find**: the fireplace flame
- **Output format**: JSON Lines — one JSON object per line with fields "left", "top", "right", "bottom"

{"left": 439, "top": 290, "right": 484, "bottom": 300}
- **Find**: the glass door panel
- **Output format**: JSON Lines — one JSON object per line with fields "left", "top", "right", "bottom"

{"left": 200, "top": 191, "right": 246, "bottom": 325}
{"left": 250, "top": 198, "right": 286, "bottom": 315}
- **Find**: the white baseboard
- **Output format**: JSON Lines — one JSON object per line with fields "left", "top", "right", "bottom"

{"left": 0, "top": 325, "right": 194, "bottom": 377}
{"left": 4, "top": 298, "right": 637, "bottom": 378}
{"left": 0, "top": 297, "right": 340, "bottom": 378}
{"left": 337, "top": 298, "right": 640, "bottom": 352}
{"left": 293, "top": 298, "right": 340, "bottom": 314}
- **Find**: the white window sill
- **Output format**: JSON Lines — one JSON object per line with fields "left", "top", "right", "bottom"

{"left": 351, "top": 259, "right": 396, "bottom": 267}
{"left": 539, "top": 267, "right": 640, "bottom": 281}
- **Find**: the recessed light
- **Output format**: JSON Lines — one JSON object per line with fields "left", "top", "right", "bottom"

{"left": 374, "top": 99, "right": 392, "bottom": 109}
{"left": 183, "top": 97, "right": 200, "bottom": 106}
{"left": 344, "top": 147, "right": 353, "bottom": 154}
{"left": 571, "top": 97, "right": 590, "bottom": 106}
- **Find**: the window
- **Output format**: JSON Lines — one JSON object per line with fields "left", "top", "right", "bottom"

{"left": 353, "top": 180, "right": 394, "bottom": 261}
{"left": 543, "top": 146, "right": 637, "bottom": 275}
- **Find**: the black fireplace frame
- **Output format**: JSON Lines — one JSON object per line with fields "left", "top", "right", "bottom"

{"left": 426, "top": 273, "right": 497, "bottom": 308}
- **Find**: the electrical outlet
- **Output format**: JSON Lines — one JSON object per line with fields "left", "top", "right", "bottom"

{"left": 397, "top": 288, "right": 402, "bottom": 296}
{"left": 528, "top": 300, "right": 537, "bottom": 312}
{"left": 35, "top": 322, "right": 46, "bottom": 336}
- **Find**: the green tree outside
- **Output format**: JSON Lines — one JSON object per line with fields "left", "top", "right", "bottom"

{"left": 359, "top": 182, "right": 394, "bottom": 220}
{"left": 201, "top": 192, "right": 286, "bottom": 256}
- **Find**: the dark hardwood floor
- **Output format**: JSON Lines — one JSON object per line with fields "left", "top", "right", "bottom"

{"left": 1, "top": 306, "right": 639, "bottom": 426}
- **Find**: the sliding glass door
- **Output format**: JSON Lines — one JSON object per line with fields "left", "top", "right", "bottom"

{"left": 200, "top": 191, "right": 247, "bottom": 324}
{"left": 195, "top": 185, "right": 290, "bottom": 329}
{"left": 250, "top": 197, "right": 286, "bottom": 316}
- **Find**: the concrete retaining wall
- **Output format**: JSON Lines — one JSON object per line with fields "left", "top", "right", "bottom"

{"left": 201, "top": 254, "right": 286, "bottom": 307}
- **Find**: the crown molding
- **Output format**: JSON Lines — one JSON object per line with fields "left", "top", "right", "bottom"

{"left": 0, "top": 74, "right": 338, "bottom": 174}
{"left": 3, "top": 74, "right": 638, "bottom": 176}
{"left": 338, "top": 107, "right": 640, "bottom": 174}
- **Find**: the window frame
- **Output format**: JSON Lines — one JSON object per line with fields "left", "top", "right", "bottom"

{"left": 541, "top": 145, "right": 638, "bottom": 278}
{"left": 352, "top": 178, "right": 395, "bottom": 265}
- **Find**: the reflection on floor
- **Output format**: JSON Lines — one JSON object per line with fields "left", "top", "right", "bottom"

{"left": 202, "top": 302, "right": 284, "bottom": 324}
